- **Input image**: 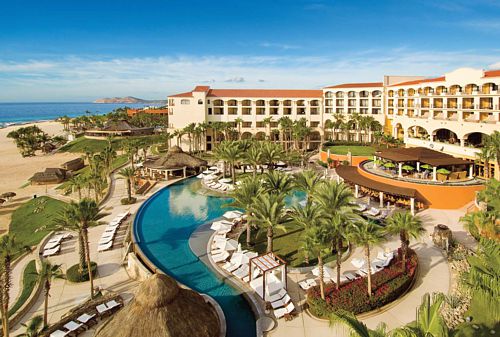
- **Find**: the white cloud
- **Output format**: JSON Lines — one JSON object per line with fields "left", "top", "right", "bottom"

{"left": 259, "top": 42, "right": 301, "bottom": 50}
{"left": 0, "top": 49, "right": 499, "bottom": 101}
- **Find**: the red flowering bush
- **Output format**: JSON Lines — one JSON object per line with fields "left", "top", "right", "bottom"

{"left": 307, "top": 248, "right": 418, "bottom": 317}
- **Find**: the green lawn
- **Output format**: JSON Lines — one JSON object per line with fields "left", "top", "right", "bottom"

{"left": 7, "top": 260, "right": 37, "bottom": 317}
{"left": 324, "top": 145, "right": 376, "bottom": 156}
{"left": 239, "top": 223, "right": 339, "bottom": 268}
{"left": 59, "top": 134, "right": 166, "bottom": 153}
{"left": 9, "top": 196, "right": 68, "bottom": 249}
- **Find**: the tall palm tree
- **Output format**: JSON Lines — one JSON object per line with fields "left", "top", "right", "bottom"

{"left": 485, "top": 130, "right": 500, "bottom": 172}
{"left": 0, "top": 235, "right": 27, "bottom": 337}
{"left": 329, "top": 310, "right": 388, "bottom": 337}
{"left": 302, "top": 226, "right": 329, "bottom": 299}
{"left": 183, "top": 123, "right": 196, "bottom": 153}
{"left": 391, "top": 293, "right": 449, "bottom": 337}
{"left": 347, "top": 220, "right": 386, "bottom": 297}
{"left": 477, "top": 145, "right": 494, "bottom": 179}
{"left": 249, "top": 192, "right": 289, "bottom": 253}
{"left": 118, "top": 167, "right": 136, "bottom": 202}
{"left": 64, "top": 175, "right": 86, "bottom": 200}
{"left": 385, "top": 211, "right": 426, "bottom": 270}
{"left": 293, "top": 170, "right": 322, "bottom": 202}
{"left": 262, "top": 170, "right": 293, "bottom": 196}
{"left": 226, "top": 177, "right": 264, "bottom": 245}
{"left": 291, "top": 202, "right": 323, "bottom": 262}
{"left": 55, "top": 210, "right": 87, "bottom": 275}
{"left": 18, "top": 315, "right": 44, "bottom": 337}
{"left": 260, "top": 141, "right": 284, "bottom": 170}
{"left": 243, "top": 143, "right": 263, "bottom": 178}
{"left": 223, "top": 141, "right": 241, "bottom": 183}
{"left": 234, "top": 117, "right": 244, "bottom": 140}
{"left": 35, "top": 261, "right": 63, "bottom": 327}
{"left": 62, "top": 199, "right": 103, "bottom": 299}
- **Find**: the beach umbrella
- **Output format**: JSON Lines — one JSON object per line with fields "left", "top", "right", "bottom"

{"left": 402, "top": 165, "right": 415, "bottom": 171}
{"left": 223, "top": 210, "right": 242, "bottom": 220}
{"left": 351, "top": 258, "right": 366, "bottom": 269}
{"left": 202, "top": 170, "right": 212, "bottom": 174}
{"left": 383, "top": 162, "right": 396, "bottom": 168}
{"left": 209, "top": 166, "right": 218, "bottom": 170}
{"left": 210, "top": 222, "right": 232, "bottom": 232}
{"left": 219, "top": 178, "right": 232, "bottom": 183}
{"left": 210, "top": 220, "right": 233, "bottom": 230}
{"left": 94, "top": 273, "right": 220, "bottom": 337}
{"left": 436, "top": 168, "right": 451, "bottom": 175}
{"left": 420, "top": 164, "right": 432, "bottom": 170}
{"left": 1, "top": 192, "right": 16, "bottom": 199}
{"left": 215, "top": 239, "right": 238, "bottom": 251}
{"left": 374, "top": 159, "right": 384, "bottom": 166}
{"left": 312, "top": 266, "right": 335, "bottom": 279}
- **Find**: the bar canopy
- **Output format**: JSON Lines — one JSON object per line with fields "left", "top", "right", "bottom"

{"left": 375, "top": 147, "right": 471, "bottom": 166}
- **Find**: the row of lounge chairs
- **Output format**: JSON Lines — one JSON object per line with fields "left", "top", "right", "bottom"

{"left": 97, "top": 212, "right": 130, "bottom": 252}
{"left": 205, "top": 180, "right": 235, "bottom": 192}
{"left": 50, "top": 299, "right": 123, "bottom": 337}
{"left": 43, "top": 233, "right": 73, "bottom": 258}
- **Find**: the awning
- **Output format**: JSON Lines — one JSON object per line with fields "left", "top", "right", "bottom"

{"left": 376, "top": 147, "right": 471, "bottom": 167}
{"left": 336, "top": 166, "right": 417, "bottom": 198}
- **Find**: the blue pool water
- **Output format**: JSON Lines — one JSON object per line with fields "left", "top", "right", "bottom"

{"left": 134, "top": 178, "right": 256, "bottom": 337}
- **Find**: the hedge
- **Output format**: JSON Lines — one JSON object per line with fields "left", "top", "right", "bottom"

{"left": 66, "top": 262, "right": 98, "bottom": 283}
{"left": 307, "top": 248, "right": 417, "bottom": 317}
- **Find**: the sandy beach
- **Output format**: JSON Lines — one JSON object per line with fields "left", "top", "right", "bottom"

{"left": 0, "top": 121, "right": 77, "bottom": 232}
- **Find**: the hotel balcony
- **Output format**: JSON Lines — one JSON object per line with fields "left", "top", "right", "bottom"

{"left": 270, "top": 107, "right": 279, "bottom": 115}
{"left": 283, "top": 108, "right": 292, "bottom": 115}
{"left": 256, "top": 108, "right": 265, "bottom": 115}
{"left": 242, "top": 108, "right": 252, "bottom": 115}
{"left": 242, "top": 122, "right": 252, "bottom": 128}
{"left": 228, "top": 107, "right": 238, "bottom": 115}
{"left": 372, "top": 108, "right": 381, "bottom": 114}
{"left": 213, "top": 107, "right": 224, "bottom": 115}
{"left": 297, "top": 108, "right": 306, "bottom": 115}
{"left": 325, "top": 108, "right": 333, "bottom": 114}
{"left": 311, "top": 107, "right": 320, "bottom": 115}
{"left": 325, "top": 99, "right": 333, "bottom": 106}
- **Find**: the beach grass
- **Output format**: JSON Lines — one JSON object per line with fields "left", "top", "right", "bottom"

{"left": 324, "top": 145, "right": 376, "bottom": 156}
{"left": 9, "top": 196, "right": 68, "bottom": 250}
{"left": 7, "top": 260, "right": 37, "bottom": 317}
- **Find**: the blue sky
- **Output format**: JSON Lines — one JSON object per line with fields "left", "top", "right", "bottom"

{"left": 0, "top": 0, "right": 499, "bottom": 101}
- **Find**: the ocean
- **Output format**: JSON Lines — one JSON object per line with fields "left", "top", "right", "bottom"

{"left": 0, "top": 102, "right": 151, "bottom": 128}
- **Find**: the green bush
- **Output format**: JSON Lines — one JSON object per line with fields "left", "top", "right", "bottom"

{"left": 317, "top": 160, "right": 328, "bottom": 168}
{"left": 66, "top": 262, "right": 97, "bottom": 283}
{"left": 121, "top": 197, "right": 137, "bottom": 205}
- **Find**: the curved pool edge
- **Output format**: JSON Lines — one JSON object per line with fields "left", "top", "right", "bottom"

{"left": 129, "top": 177, "right": 228, "bottom": 337}
{"left": 188, "top": 222, "right": 274, "bottom": 337}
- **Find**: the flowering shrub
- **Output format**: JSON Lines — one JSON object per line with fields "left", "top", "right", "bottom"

{"left": 307, "top": 248, "right": 418, "bottom": 317}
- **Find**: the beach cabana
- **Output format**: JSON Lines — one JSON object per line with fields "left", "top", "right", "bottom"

{"left": 61, "top": 158, "right": 84, "bottom": 171}
{"left": 30, "top": 168, "right": 68, "bottom": 185}
{"left": 94, "top": 273, "right": 220, "bottom": 337}
{"left": 249, "top": 252, "right": 287, "bottom": 301}
{"left": 143, "top": 146, "right": 207, "bottom": 180}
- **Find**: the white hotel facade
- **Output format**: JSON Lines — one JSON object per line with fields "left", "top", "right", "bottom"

{"left": 167, "top": 67, "right": 500, "bottom": 177}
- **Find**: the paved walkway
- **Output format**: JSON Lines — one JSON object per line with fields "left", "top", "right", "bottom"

{"left": 10, "top": 168, "right": 170, "bottom": 335}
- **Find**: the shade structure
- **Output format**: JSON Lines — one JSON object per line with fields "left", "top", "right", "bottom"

{"left": 0, "top": 192, "right": 16, "bottom": 199}
{"left": 219, "top": 178, "right": 232, "bottom": 183}
{"left": 144, "top": 146, "right": 207, "bottom": 170}
{"left": 312, "top": 266, "right": 335, "bottom": 279}
{"left": 210, "top": 222, "right": 232, "bottom": 232}
{"left": 0, "top": 199, "right": 5, "bottom": 205}
{"left": 209, "top": 166, "right": 218, "bottom": 170}
{"left": 223, "top": 210, "right": 242, "bottom": 219}
{"left": 94, "top": 273, "right": 220, "bottom": 337}
{"left": 230, "top": 251, "right": 257, "bottom": 266}
{"left": 202, "top": 170, "right": 212, "bottom": 174}
{"left": 215, "top": 239, "right": 238, "bottom": 251}
{"left": 383, "top": 162, "right": 396, "bottom": 168}
{"left": 420, "top": 164, "right": 433, "bottom": 169}
{"left": 436, "top": 168, "right": 451, "bottom": 174}
{"left": 402, "top": 165, "right": 415, "bottom": 171}
{"left": 351, "top": 258, "right": 366, "bottom": 269}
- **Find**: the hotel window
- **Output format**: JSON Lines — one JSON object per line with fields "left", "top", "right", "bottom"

{"left": 208, "top": 108, "right": 212, "bottom": 115}
{"left": 348, "top": 91, "right": 356, "bottom": 98}
{"left": 336, "top": 99, "right": 344, "bottom": 106}
{"left": 360, "top": 99, "right": 368, "bottom": 107}
{"left": 198, "top": 99, "right": 203, "bottom": 104}
{"left": 336, "top": 92, "right": 344, "bottom": 98}
{"left": 336, "top": 108, "right": 344, "bottom": 113}
{"left": 348, "top": 99, "right": 356, "bottom": 107}
{"left": 181, "top": 99, "right": 190, "bottom": 105}
{"left": 348, "top": 108, "right": 356, "bottom": 114}
{"left": 360, "top": 91, "right": 369, "bottom": 97}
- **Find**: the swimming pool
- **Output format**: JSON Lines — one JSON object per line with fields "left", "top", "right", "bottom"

{"left": 134, "top": 178, "right": 257, "bottom": 337}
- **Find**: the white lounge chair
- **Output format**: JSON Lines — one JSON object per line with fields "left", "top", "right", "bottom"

{"left": 96, "top": 303, "right": 109, "bottom": 315}
{"left": 106, "top": 300, "right": 122, "bottom": 311}
{"left": 77, "top": 313, "right": 96, "bottom": 324}
{"left": 365, "top": 207, "right": 380, "bottom": 217}
{"left": 271, "top": 294, "right": 292, "bottom": 309}
{"left": 274, "top": 302, "right": 295, "bottom": 319}
{"left": 298, "top": 280, "right": 310, "bottom": 290}
{"left": 43, "top": 245, "right": 61, "bottom": 257}
{"left": 343, "top": 272, "right": 357, "bottom": 281}
{"left": 44, "top": 239, "right": 62, "bottom": 250}
{"left": 233, "top": 266, "right": 249, "bottom": 279}
{"left": 331, "top": 275, "right": 349, "bottom": 284}
{"left": 222, "top": 261, "right": 242, "bottom": 273}
{"left": 99, "top": 236, "right": 113, "bottom": 245}
{"left": 98, "top": 241, "right": 113, "bottom": 252}
{"left": 212, "top": 251, "right": 230, "bottom": 263}
{"left": 50, "top": 330, "right": 69, "bottom": 337}
{"left": 63, "top": 321, "right": 83, "bottom": 333}
{"left": 268, "top": 288, "right": 287, "bottom": 303}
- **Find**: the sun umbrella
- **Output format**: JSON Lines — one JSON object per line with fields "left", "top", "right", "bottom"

{"left": 219, "top": 178, "right": 232, "bottom": 183}
{"left": 383, "top": 162, "right": 396, "bottom": 168}
{"left": 230, "top": 251, "right": 253, "bottom": 266}
{"left": 223, "top": 210, "right": 242, "bottom": 219}
{"left": 209, "top": 166, "right": 218, "bottom": 170}
{"left": 374, "top": 159, "right": 384, "bottom": 166}
{"left": 203, "top": 174, "right": 217, "bottom": 181}
{"left": 436, "top": 168, "right": 451, "bottom": 175}
{"left": 210, "top": 220, "right": 233, "bottom": 230}
{"left": 351, "top": 258, "right": 366, "bottom": 269}
{"left": 312, "top": 266, "right": 335, "bottom": 279}
{"left": 215, "top": 239, "right": 238, "bottom": 251}
{"left": 1, "top": 192, "right": 16, "bottom": 199}
{"left": 420, "top": 164, "right": 433, "bottom": 170}
{"left": 402, "top": 165, "right": 415, "bottom": 171}
{"left": 202, "top": 170, "right": 212, "bottom": 174}
{"left": 210, "top": 222, "right": 232, "bottom": 232}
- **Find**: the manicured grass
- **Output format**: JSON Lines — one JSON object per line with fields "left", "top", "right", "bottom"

{"left": 324, "top": 145, "right": 376, "bottom": 156}
{"left": 59, "top": 137, "right": 111, "bottom": 153}
{"left": 8, "top": 260, "right": 37, "bottom": 317}
{"left": 9, "top": 196, "right": 68, "bottom": 249}
{"left": 454, "top": 296, "right": 500, "bottom": 337}
{"left": 239, "top": 223, "right": 339, "bottom": 268}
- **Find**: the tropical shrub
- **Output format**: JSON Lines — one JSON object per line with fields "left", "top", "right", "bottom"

{"left": 317, "top": 160, "right": 328, "bottom": 168}
{"left": 121, "top": 197, "right": 137, "bottom": 205}
{"left": 307, "top": 248, "right": 418, "bottom": 317}
{"left": 66, "top": 262, "right": 97, "bottom": 283}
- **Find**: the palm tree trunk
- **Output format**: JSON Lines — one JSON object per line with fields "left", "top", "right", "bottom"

{"left": 246, "top": 218, "right": 252, "bottom": 246}
{"left": 43, "top": 283, "right": 50, "bottom": 327}
{"left": 318, "top": 254, "right": 325, "bottom": 300}
{"left": 366, "top": 246, "right": 372, "bottom": 297}
{"left": 266, "top": 226, "right": 273, "bottom": 253}
{"left": 127, "top": 179, "right": 132, "bottom": 201}
{"left": 231, "top": 164, "right": 236, "bottom": 183}
{"left": 83, "top": 229, "right": 94, "bottom": 299}
{"left": 336, "top": 239, "right": 342, "bottom": 290}
{"left": 401, "top": 230, "right": 408, "bottom": 271}
{"left": 78, "top": 231, "right": 86, "bottom": 273}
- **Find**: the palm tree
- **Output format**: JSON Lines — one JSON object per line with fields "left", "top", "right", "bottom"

{"left": 302, "top": 226, "right": 329, "bottom": 299}
{"left": 249, "top": 192, "right": 289, "bottom": 253}
{"left": 391, "top": 293, "right": 449, "bottom": 337}
{"left": 118, "top": 167, "right": 136, "bottom": 202}
{"left": 260, "top": 141, "right": 284, "bottom": 170}
{"left": 329, "top": 310, "right": 388, "bottom": 337}
{"left": 243, "top": 143, "right": 263, "bottom": 178}
{"left": 347, "top": 220, "right": 386, "bottom": 297}
{"left": 36, "top": 260, "right": 63, "bottom": 327}
{"left": 278, "top": 116, "right": 293, "bottom": 151}
{"left": 293, "top": 170, "right": 321, "bottom": 202}
{"left": 61, "top": 199, "right": 103, "bottom": 299}
{"left": 291, "top": 202, "right": 323, "bottom": 263}
{"left": 234, "top": 117, "right": 244, "bottom": 140}
{"left": 64, "top": 175, "right": 86, "bottom": 200}
{"left": 183, "top": 123, "right": 196, "bottom": 153}
{"left": 262, "top": 170, "right": 293, "bottom": 196}
{"left": 19, "top": 315, "right": 44, "bottom": 337}
{"left": 0, "top": 235, "right": 27, "bottom": 337}
{"left": 477, "top": 145, "right": 494, "bottom": 179}
{"left": 385, "top": 211, "right": 425, "bottom": 270}
{"left": 54, "top": 210, "right": 87, "bottom": 276}
{"left": 485, "top": 130, "right": 500, "bottom": 172}
{"left": 223, "top": 141, "right": 241, "bottom": 183}
{"left": 262, "top": 117, "right": 273, "bottom": 139}
{"left": 226, "top": 177, "right": 264, "bottom": 245}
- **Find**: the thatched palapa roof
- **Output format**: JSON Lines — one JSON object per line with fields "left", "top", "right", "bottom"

{"left": 144, "top": 146, "right": 207, "bottom": 170}
{"left": 94, "top": 273, "right": 220, "bottom": 337}
{"left": 30, "top": 168, "right": 68, "bottom": 184}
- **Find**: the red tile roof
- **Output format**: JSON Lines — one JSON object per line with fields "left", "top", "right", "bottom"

{"left": 324, "top": 82, "right": 383, "bottom": 89}
{"left": 207, "top": 89, "right": 323, "bottom": 98}
{"left": 193, "top": 85, "right": 211, "bottom": 92}
{"left": 483, "top": 69, "right": 500, "bottom": 78}
{"left": 390, "top": 76, "right": 445, "bottom": 87}
{"left": 169, "top": 91, "right": 193, "bottom": 98}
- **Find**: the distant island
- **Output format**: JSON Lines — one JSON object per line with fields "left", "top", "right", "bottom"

{"left": 93, "top": 96, "right": 167, "bottom": 104}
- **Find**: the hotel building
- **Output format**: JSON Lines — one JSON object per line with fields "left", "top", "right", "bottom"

{"left": 167, "top": 67, "right": 500, "bottom": 178}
